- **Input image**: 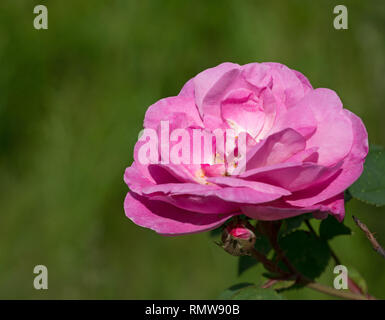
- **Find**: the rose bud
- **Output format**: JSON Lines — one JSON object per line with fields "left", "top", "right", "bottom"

{"left": 220, "top": 221, "right": 256, "bottom": 256}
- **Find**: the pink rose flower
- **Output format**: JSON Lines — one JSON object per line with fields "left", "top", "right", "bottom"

{"left": 124, "top": 62, "right": 368, "bottom": 235}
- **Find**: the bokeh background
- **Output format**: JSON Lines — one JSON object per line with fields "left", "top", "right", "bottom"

{"left": 0, "top": 0, "right": 384, "bottom": 299}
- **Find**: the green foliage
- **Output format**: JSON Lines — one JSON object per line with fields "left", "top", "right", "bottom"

{"left": 277, "top": 231, "right": 331, "bottom": 280}
{"left": 218, "top": 283, "right": 253, "bottom": 299}
{"left": 218, "top": 283, "right": 283, "bottom": 300}
{"left": 238, "top": 256, "right": 258, "bottom": 276}
{"left": 319, "top": 215, "right": 351, "bottom": 240}
{"left": 350, "top": 145, "right": 385, "bottom": 207}
{"left": 254, "top": 234, "right": 272, "bottom": 254}
{"left": 279, "top": 213, "right": 313, "bottom": 238}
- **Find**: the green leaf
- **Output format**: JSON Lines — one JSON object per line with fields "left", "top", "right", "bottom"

{"left": 254, "top": 234, "right": 272, "bottom": 254}
{"left": 217, "top": 283, "right": 254, "bottom": 299}
{"left": 238, "top": 234, "right": 271, "bottom": 276}
{"left": 279, "top": 213, "right": 313, "bottom": 238}
{"left": 319, "top": 215, "right": 351, "bottom": 240}
{"left": 218, "top": 283, "right": 283, "bottom": 300}
{"left": 238, "top": 256, "right": 258, "bottom": 276}
{"left": 277, "top": 230, "right": 331, "bottom": 280}
{"left": 349, "top": 145, "right": 385, "bottom": 206}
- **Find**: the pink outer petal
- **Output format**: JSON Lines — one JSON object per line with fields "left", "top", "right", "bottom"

{"left": 241, "top": 62, "right": 311, "bottom": 107}
{"left": 213, "top": 187, "right": 286, "bottom": 204}
{"left": 142, "top": 182, "right": 287, "bottom": 204}
{"left": 241, "top": 205, "right": 315, "bottom": 221}
{"left": 241, "top": 161, "right": 342, "bottom": 192}
{"left": 150, "top": 194, "right": 238, "bottom": 214}
{"left": 240, "top": 193, "right": 345, "bottom": 221}
{"left": 144, "top": 96, "right": 203, "bottom": 130}
{"left": 241, "top": 63, "right": 272, "bottom": 90}
{"left": 263, "top": 62, "right": 309, "bottom": 107}
{"left": 206, "top": 176, "right": 291, "bottom": 196}
{"left": 316, "top": 193, "right": 345, "bottom": 222}
{"left": 142, "top": 183, "right": 220, "bottom": 196}
{"left": 297, "top": 88, "right": 353, "bottom": 166}
{"left": 178, "top": 78, "right": 195, "bottom": 98}
{"left": 193, "top": 62, "right": 242, "bottom": 118}
{"left": 148, "top": 164, "right": 197, "bottom": 183}
{"left": 246, "top": 128, "right": 306, "bottom": 169}
{"left": 124, "top": 192, "right": 235, "bottom": 235}
{"left": 292, "top": 69, "right": 313, "bottom": 91}
{"left": 286, "top": 110, "right": 368, "bottom": 207}
{"left": 147, "top": 164, "right": 183, "bottom": 184}
{"left": 124, "top": 163, "right": 155, "bottom": 194}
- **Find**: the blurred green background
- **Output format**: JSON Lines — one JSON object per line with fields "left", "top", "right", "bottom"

{"left": 0, "top": 0, "right": 384, "bottom": 299}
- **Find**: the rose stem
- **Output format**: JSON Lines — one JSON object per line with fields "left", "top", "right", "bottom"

{"left": 353, "top": 215, "right": 385, "bottom": 260}
{"left": 254, "top": 220, "right": 372, "bottom": 300}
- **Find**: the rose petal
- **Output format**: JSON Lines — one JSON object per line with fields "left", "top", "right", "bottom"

{"left": 124, "top": 192, "right": 234, "bottom": 235}
{"left": 269, "top": 101, "right": 317, "bottom": 139}
{"left": 241, "top": 193, "right": 345, "bottom": 221}
{"left": 193, "top": 62, "right": 242, "bottom": 118}
{"left": 286, "top": 109, "right": 368, "bottom": 207}
{"left": 297, "top": 88, "right": 353, "bottom": 166}
{"left": 246, "top": 128, "right": 306, "bottom": 169}
{"left": 142, "top": 182, "right": 287, "bottom": 204}
{"left": 221, "top": 88, "right": 265, "bottom": 138}
{"left": 144, "top": 96, "right": 203, "bottom": 130}
{"left": 124, "top": 162, "right": 155, "bottom": 194}
{"left": 207, "top": 176, "right": 291, "bottom": 196}
{"left": 241, "top": 161, "right": 342, "bottom": 192}
{"left": 286, "top": 147, "right": 319, "bottom": 163}
{"left": 178, "top": 77, "right": 195, "bottom": 98}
